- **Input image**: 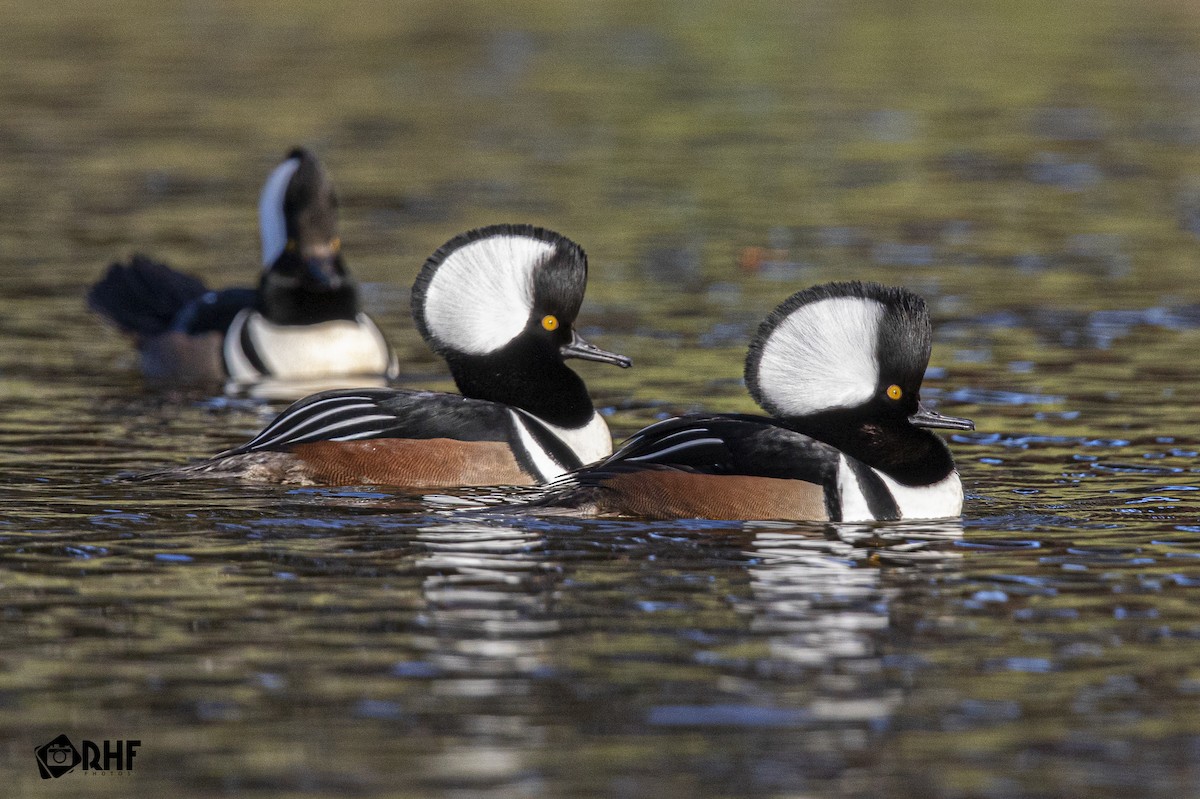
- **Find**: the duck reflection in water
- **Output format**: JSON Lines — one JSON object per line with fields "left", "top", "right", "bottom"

{"left": 377, "top": 515, "right": 961, "bottom": 793}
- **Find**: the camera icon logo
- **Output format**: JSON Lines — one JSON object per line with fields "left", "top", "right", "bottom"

{"left": 34, "top": 734, "right": 81, "bottom": 779}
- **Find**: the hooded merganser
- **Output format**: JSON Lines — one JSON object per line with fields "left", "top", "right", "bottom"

{"left": 534, "top": 281, "right": 974, "bottom": 522}
{"left": 88, "top": 148, "right": 398, "bottom": 391}
{"left": 182, "top": 224, "right": 631, "bottom": 487}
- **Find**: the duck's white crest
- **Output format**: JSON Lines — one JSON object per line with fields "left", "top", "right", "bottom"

{"left": 258, "top": 156, "right": 302, "bottom": 267}
{"left": 421, "top": 233, "right": 552, "bottom": 355}
{"left": 754, "top": 296, "right": 882, "bottom": 417}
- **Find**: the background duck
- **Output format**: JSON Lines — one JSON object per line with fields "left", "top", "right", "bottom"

{"left": 88, "top": 147, "right": 397, "bottom": 393}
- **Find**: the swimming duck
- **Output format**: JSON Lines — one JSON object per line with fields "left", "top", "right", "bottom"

{"left": 535, "top": 281, "right": 972, "bottom": 521}
{"left": 184, "top": 224, "right": 630, "bottom": 487}
{"left": 88, "top": 147, "right": 397, "bottom": 391}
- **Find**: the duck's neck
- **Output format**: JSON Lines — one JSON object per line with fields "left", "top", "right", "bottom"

{"left": 445, "top": 345, "right": 595, "bottom": 429}
{"left": 785, "top": 410, "right": 957, "bottom": 486}
{"left": 257, "top": 271, "right": 359, "bottom": 325}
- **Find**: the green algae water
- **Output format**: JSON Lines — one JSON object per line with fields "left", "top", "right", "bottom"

{"left": 5, "top": 1, "right": 1200, "bottom": 796}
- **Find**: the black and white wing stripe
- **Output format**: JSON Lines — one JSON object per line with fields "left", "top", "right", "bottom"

{"left": 219, "top": 388, "right": 516, "bottom": 458}
{"left": 606, "top": 417, "right": 734, "bottom": 470}
{"left": 224, "top": 390, "right": 401, "bottom": 455}
{"left": 559, "top": 413, "right": 845, "bottom": 487}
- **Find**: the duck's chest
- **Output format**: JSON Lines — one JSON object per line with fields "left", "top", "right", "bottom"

{"left": 508, "top": 410, "right": 613, "bottom": 482}
{"left": 836, "top": 454, "right": 963, "bottom": 521}
{"left": 224, "top": 310, "right": 393, "bottom": 382}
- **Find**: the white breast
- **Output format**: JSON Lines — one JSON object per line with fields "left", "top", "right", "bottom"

{"left": 509, "top": 410, "right": 613, "bottom": 482}
{"left": 224, "top": 310, "right": 394, "bottom": 383}
{"left": 837, "top": 454, "right": 963, "bottom": 522}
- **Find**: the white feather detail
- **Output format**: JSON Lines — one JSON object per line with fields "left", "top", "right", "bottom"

{"left": 258, "top": 157, "right": 301, "bottom": 266}
{"left": 422, "top": 234, "right": 551, "bottom": 354}
{"left": 836, "top": 454, "right": 963, "bottom": 521}
{"left": 224, "top": 310, "right": 394, "bottom": 383}
{"left": 249, "top": 393, "right": 377, "bottom": 441}
{"left": 509, "top": 411, "right": 561, "bottom": 482}
{"left": 756, "top": 297, "right": 883, "bottom": 417}
{"left": 224, "top": 309, "right": 261, "bottom": 381}
{"left": 883, "top": 470, "right": 963, "bottom": 520}
{"left": 549, "top": 411, "right": 615, "bottom": 466}
{"left": 284, "top": 415, "right": 395, "bottom": 441}
{"left": 509, "top": 410, "right": 613, "bottom": 481}
{"left": 249, "top": 403, "right": 382, "bottom": 449}
{"left": 626, "top": 438, "right": 724, "bottom": 463}
{"left": 329, "top": 428, "right": 393, "bottom": 442}
{"left": 628, "top": 427, "right": 709, "bottom": 451}
{"left": 244, "top": 414, "right": 396, "bottom": 449}
{"left": 836, "top": 455, "right": 873, "bottom": 522}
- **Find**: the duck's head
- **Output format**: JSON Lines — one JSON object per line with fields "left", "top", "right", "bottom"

{"left": 258, "top": 148, "right": 356, "bottom": 322}
{"left": 412, "top": 224, "right": 630, "bottom": 423}
{"left": 745, "top": 281, "right": 973, "bottom": 435}
{"left": 413, "top": 224, "right": 630, "bottom": 369}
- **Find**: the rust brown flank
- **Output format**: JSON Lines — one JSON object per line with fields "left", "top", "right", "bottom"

{"left": 291, "top": 438, "right": 535, "bottom": 487}
{"left": 600, "top": 471, "right": 829, "bottom": 521}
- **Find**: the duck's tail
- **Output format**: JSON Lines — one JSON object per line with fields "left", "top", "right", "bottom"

{"left": 87, "top": 255, "right": 209, "bottom": 337}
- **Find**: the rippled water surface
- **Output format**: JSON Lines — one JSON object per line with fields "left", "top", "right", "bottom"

{"left": 6, "top": 1, "right": 1200, "bottom": 796}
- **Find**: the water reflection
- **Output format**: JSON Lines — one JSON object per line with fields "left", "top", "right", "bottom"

{"left": 737, "top": 523, "right": 962, "bottom": 730}
{"left": 413, "top": 521, "right": 558, "bottom": 667}
{"left": 399, "top": 522, "right": 557, "bottom": 792}
{"left": 386, "top": 514, "right": 970, "bottom": 793}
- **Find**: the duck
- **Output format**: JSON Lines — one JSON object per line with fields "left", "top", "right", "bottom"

{"left": 88, "top": 147, "right": 398, "bottom": 391}
{"left": 533, "top": 281, "right": 973, "bottom": 522}
{"left": 180, "top": 224, "right": 631, "bottom": 487}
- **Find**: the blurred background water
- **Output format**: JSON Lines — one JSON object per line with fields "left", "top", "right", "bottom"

{"left": 5, "top": 0, "right": 1200, "bottom": 796}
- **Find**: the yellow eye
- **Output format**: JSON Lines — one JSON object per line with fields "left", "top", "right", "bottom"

{"left": 330, "top": 236, "right": 341, "bottom": 252}
{"left": 886, "top": 384, "right": 903, "bottom": 401}
{"left": 284, "top": 238, "right": 297, "bottom": 252}
{"left": 541, "top": 315, "right": 559, "bottom": 331}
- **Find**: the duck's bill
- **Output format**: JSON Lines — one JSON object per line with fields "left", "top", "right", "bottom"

{"left": 304, "top": 260, "right": 344, "bottom": 289}
{"left": 910, "top": 404, "right": 974, "bottom": 431}
{"left": 302, "top": 245, "right": 345, "bottom": 290}
{"left": 561, "top": 332, "right": 632, "bottom": 368}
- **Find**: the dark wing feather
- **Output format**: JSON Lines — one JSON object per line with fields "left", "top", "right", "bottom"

{"left": 88, "top": 255, "right": 211, "bottom": 337}
{"left": 529, "top": 414, "right": 843, "bottom": 515}
{"left": 174, "top": 287, "right": 258, "bottom": 335}
{"left": 89, "top": 255, "right": 259, "bottom": 338}
{"left": 566, "top": 414, "right": 842, "bottom": 484}
{"left": 222, "top": 388, "right": 513, "bottom": 456}
{"left": 599, "top": 416, "right": 740, "bottom": 472}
